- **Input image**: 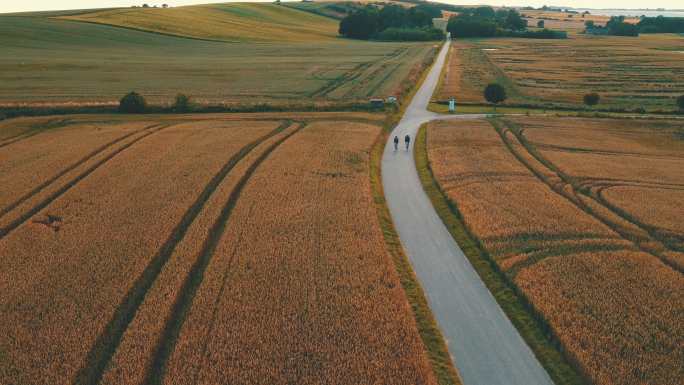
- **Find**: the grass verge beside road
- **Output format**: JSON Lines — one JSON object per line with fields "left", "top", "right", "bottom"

{"left": 415, "top": 123, "right": 586, "bottom": 385}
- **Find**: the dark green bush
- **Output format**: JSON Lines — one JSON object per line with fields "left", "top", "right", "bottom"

{"left": 583, "top": 93, "right": 600, "bottom": 107}
{"left": 677, "top": 95, "right": 684, "bottom": 111}
{"left": 173, "top": 94, "right": 193, "bottom": 113}
{"left": 119, "top": 92, "right": 147, "bottom": 113}
{"left": 484, "top": 83, "right": 507, "bottom": 105}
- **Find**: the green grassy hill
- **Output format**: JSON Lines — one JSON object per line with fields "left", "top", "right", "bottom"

{"left": 60, "top": 3, "right": 339, "bottom": 42}
{"left": 0, "top": 7, "right": 434, "bottom": 106}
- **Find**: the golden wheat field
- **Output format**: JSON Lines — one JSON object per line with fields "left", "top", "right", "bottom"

{"left": 426, "top": 117, "right": 684, "bottom": 385}
{"left": 0, "top": 113, "right": 437, "bottom": 385}
{"left": 436, "top": 34, "right": 684, "bottom": 111}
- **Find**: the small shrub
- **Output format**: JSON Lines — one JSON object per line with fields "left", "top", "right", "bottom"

{"left": 173, "top": 94, "right": 193, "bottom": 113}
{"left": 677, "top": 95, "right": 684, "bottom": 112}
{"left": 583, "top": 93, "right": 600, "bottom": 107}
{"left": 484, "top": 83, "right": 507, "bottom": 108}
{"left": 537, "top": 20, "right": 545, "bottom": 28}
{"left": 119, "top": 92, "right": 147, "bottom": 114}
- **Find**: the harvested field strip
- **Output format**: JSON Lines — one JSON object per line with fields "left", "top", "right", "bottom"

{"left": 0, "top": 124, "right": 153, "bottom": 218}
{"left": 415, "top": 124, "right": 583, "bottom": 385}
{"left": 73, "top": 121, "right": 292, "bottom": 385}
{"left": 0, "top": 124, "right": 168, "bottom": 240}
{"left": 144, "top": 122, "right": 304, "bottom": 385}
{"left": 498, "top": 119, "right": 684, "bottom": 272}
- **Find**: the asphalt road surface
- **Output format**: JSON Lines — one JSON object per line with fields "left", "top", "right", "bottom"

{"left": 381, "top": 40, "right": 555, "bottom": 385}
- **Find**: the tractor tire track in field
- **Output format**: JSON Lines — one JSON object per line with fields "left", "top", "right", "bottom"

{"left": 72, "top": 121, "right": 294, "bottom": 385}
{"left": 511, "top": 122, "right": 684, "bottom": 268}
{"left": 0, "top": 124, "right": 169, "bottom": 241}
{"left": 0, "top": 124, "right": 157, "bottom": 218}
{"left": 493, "top": 119, "right": 683, "bottom": 274}
{"left": 0, "top": 118, "right": 72, "bottom": 149}
{"left": 144, "top": 122, "right": 305, "bottom": 385}
{"left": 310, "top": 47, "right": 408, "bottom": 98}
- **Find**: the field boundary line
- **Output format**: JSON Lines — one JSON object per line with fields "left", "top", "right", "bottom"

{"left": 0, "top": 124, "right": 169, "bottom": 241}
{"left": 370, "top": 127, "right": 462, "bottom": 385}
{"left": 0, "top": 118, "right": 71, "bottom": 149}
{"left": 144, "top": 122, "right": 305, "bottom": 385}
{"left": 71, "top": 121, "right": 292, "bottom": 385}
{"left": 414, "top": 123, "right": 586, "bottom": 385}
{"left": 0, "top": 123, "right": 157, "bottom": 218}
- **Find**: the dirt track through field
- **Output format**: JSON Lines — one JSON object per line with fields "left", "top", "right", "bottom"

{"left": 0, "top": 123, "right": 169, "bottom": 240}
{"left": 72, "top": 121, "right": 294, "bottom": 385}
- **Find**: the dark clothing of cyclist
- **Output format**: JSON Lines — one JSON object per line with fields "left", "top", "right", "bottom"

{"left": 404, "top": 135, "right": 411, "bottom": 150}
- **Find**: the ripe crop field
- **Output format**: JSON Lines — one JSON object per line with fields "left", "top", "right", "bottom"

{"left": 436, "top": 34, "right": 684, "bottom": 112}
{"left": 425, "top": 117, "right": 684, "bottom": 385}
{"left": 0, "top": 112, "right": 441, "bottom": 385}
{"left": 0, "top": 8, "right": 435, "bottom": 106}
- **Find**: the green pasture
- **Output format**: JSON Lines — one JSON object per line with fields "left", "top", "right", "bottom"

{"left": 0, "top": 13, "right": 433, "bottom": 106}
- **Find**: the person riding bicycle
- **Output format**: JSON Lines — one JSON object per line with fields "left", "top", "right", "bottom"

{"left": 393, "top": 135, "right": 399, "bottom": 151}
{"left": 404, "top": 134, "right": 411, "bottom": 151}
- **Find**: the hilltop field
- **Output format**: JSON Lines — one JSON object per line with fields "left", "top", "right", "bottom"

{"left": 0, "top": 3, "right": 436, "bottom": 108}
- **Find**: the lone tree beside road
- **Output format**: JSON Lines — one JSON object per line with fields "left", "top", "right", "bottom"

{"left": 484, "top": 83, "right": 507, "bottom": 111}
{"left": 584, "top": 92, "right": 600, "bottom": 108}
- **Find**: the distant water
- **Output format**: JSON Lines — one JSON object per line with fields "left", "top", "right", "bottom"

{"left": 574, "top": 9, "right": 684, "bottom": 18}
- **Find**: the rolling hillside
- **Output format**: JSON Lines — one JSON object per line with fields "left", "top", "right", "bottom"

{"left": 0, "top": 4, "right": 435, "bottom": 106}
{"left": 60, "top": 3, "right": 339, "bottom": 42}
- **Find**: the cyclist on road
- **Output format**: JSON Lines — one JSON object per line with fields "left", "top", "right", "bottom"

{"left": 404, "top": 134, "right": 411, "bottom": 151}
{"left": 393, "top": 135, "right": 399, "bottom": 151}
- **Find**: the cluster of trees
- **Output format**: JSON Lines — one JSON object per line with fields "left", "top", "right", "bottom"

{"left": 638, "top": 16, "right": 684, "bottom": 33}
{"left": 586, "top": 16, "right": 639, "bottom": 36}
{"left": 119, "top": 92, "right": 193, "bottom": 113}
{"left": 446, "top": 6, "right": 566, "bottom": 39}
{"left": 586, "top": 16, "right": 684, "bottom": 37}
{"left": 339, "top": 4, "right": 444, "bottom": 41}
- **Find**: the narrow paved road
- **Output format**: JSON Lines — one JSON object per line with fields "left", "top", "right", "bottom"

{"left": 382, "top": 41, "right": 554, "bottom": 385}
